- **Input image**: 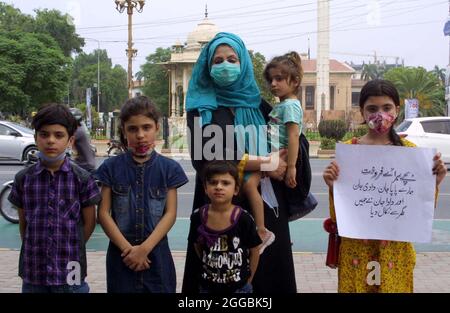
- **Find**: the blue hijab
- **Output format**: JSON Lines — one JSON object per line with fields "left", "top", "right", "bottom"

{"left": 186, "top": 32, "right": 267, "bottom": 155}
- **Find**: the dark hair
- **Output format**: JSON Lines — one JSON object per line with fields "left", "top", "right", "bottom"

{"left": 359, "top": 79, "right": 403, "bottom": 146}
{"left": 203, "top": 161, "right": 240, "bottom": 189}
{"left": 31, "top": 103, "right": 78, "bottom": 137}
{"left": 263, "top": 51, "right": 303, "bottom": 94}
{"left": 119, "top": 96, "right": 160, "bottom": 147}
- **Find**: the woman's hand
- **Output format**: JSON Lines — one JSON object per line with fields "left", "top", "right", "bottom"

{"left": 433, "top": 152, "right": 447, "bottom": 187}
{"left": 285, "top": 166, "right": 297, "bottom": 188}
{"left": 323, "top": 161, "right": 340, "bottom": 189}
{"left": 122, "top": 245, "right": 151, "bottom": 271}
{"left": 266, "top": 149, "right": 288, "bottom": 181}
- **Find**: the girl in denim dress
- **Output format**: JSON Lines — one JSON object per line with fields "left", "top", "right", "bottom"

{"left": 96, "top": 97, "right": 188, "bottom": 292}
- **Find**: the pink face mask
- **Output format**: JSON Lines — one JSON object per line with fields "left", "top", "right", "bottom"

{"left": 127, "top": 143, "right": 154, "bottom": 157}
{"left": 367, "top": 112, "right": 396, "bottom": 134}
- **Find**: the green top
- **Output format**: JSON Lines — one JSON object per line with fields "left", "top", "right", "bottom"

{"left": 268, "top": 99, "right": 303, "bottom": 150}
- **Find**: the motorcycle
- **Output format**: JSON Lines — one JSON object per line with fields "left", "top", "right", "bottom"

{"left": 0, "top": 151, "right": 38, "bottom": 224}
{"left": 0, "top": 149, "right": 102, "bottom": 224}
{"left": 107, "top": 139, "right": 126, "bottom": 157}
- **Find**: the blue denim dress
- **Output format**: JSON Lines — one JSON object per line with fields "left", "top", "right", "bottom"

{"left": 95, "top": 151, "right": 188, "bottom": 293}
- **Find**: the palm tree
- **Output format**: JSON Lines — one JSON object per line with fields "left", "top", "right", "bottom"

{"left": 361, "top": 63, "right": 385, "bottom": 81}
{"left": 384, "top": 67, "right": 446, "bottom": 121}
{"left": 430, "top": 65, "right": 446, "bottom": 86}
{"left": 135, "top": 71, "right": 145, "bottom": 82}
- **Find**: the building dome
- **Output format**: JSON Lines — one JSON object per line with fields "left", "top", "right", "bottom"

{"left": 185, "top": 17, "right": 219, "bottom": 50}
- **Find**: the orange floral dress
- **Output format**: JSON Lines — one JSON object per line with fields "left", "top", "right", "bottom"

{"left": 328, "top": 138, "right": 438, "bottom": 293}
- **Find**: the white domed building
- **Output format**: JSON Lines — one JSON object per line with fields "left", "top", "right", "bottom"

{"left": 166, "top": 11, "right": 219, "bottom": 118}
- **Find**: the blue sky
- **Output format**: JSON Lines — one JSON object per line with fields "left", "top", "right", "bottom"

{"left": 3, "top": 0, "right": 449, "bottom": 73}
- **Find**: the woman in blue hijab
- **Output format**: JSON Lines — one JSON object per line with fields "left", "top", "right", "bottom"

{"left": 182, "top": 32, "right": 297, "bottom": 293}
{"left": 186, "top": 32, "right": 268, "bottom": 154}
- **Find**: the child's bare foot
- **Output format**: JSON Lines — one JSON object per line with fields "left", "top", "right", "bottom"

{"left": 258, "top": 228, "right": 275, "bottom": 255}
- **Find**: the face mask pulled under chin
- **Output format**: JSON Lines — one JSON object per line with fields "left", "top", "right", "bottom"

{"left": 127, "top": 144, "right": 154, "bottom": 158}
{"left": 37, "top": 151, "right": 67, "bottom": 164}
{"left": 367, "top": 111, "right": 396, "bottom": 135}
{"left": 210, "top": 61, "right": 241, "bottom": 87}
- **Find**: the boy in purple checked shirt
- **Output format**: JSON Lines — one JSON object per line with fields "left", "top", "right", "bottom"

{"left": 8, "top": 104, "right": 101, "bottom": 293}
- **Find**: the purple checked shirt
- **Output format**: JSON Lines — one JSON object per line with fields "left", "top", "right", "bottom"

{"left": 8, "top": 158, "right": 101, "bottom": 286}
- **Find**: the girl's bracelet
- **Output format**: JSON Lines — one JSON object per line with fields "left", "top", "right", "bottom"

{"left": 238, "top": 153, "right": 249, "bottom": 182}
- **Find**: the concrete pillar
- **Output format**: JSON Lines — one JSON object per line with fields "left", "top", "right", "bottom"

{"left": 171, "top": 69, "right": 176, "bottom": 117}
{"left": 316, "top": 0, "right": 330, "bottom": 124}
{"left": 182, "top": 66, "right": 188, "bottom": 117}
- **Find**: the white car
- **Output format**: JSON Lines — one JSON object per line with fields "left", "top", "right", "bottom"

{"left": 0, "top": 121, "right": 37, "bottom": 162}
{"left": 395, "top": 117, "right": 450, "bottom": 164}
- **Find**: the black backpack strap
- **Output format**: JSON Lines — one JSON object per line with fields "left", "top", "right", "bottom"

{"left": 14, "top": 167, "right": 30, "bottom": 187}
{"left": 296, "top": 133, "right": 312, "bottom": 198}
{"left": 69, "top": 160, "right": 91, "bottom": 184}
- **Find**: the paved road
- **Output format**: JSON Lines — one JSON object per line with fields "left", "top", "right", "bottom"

{"left": 1, "top": 157, "right": 449, "bottom": 253}
{"left": 2, "top": 157, "right": 449, "bottom": 218}
{"left": 1, "top": 157, "right": 450, "bottom": 293}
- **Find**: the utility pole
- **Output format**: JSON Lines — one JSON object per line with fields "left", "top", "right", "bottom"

{"left": 97, "top": 42, "right": 100, "bottom": 113}
{"left": 115, "top": 0, "right": 145, "bottom": 99}
{"left": 316, "top": 0, "right": 330, "bottom": 126}
{"left": 85, "top": 38, "right": 101, "bottom": 112}
{"left": 444, "top": 0, "right": 450, "bottom": 116}
{"left": 308, "top": 37, "right": 311, "bottom": 60}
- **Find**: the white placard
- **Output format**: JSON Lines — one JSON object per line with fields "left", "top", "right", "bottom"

{"left": 333, "top": 143, "right": 436, "bottom": 243}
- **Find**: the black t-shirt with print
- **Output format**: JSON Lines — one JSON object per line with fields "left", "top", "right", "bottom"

{"left": 188, "top": 206, "right": 262, "bottom": 293}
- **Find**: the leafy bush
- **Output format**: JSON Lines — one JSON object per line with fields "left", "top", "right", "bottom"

{"left": 318, "top": 120, "right": 347, "bottom": 141}
{"left": 305, "top": 130, "right": 321, "bottom": 141}
{"left": 320, "top": 137, "right": 336, "bottom": 150}
{"left": 7, "top": 115, "right": 23, "bottom": 124}
{"left": 353, "top": 125, "right": 368, "bottom": 138}
{"left": 342, "top": 126, "right": 368, "bottom": 141}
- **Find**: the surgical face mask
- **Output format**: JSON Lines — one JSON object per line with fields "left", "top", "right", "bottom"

{"left": 37, "top": 151, "right": 66, "bottom": 164}
{"left": 210, "top": 61, "right": 241, "bottom": 86}
{"left": 367, "top": 111, "right": 396, "bottom": 135}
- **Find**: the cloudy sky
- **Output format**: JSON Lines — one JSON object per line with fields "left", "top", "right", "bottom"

{"left": 3, "top": 0, "right": 450, "bottom": 74}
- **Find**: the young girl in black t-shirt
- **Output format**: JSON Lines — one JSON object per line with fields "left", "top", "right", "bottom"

{"left": 187, "top": 161, "right": 262, "bottom": 293}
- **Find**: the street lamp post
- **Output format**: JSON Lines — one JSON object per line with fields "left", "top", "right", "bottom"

{"left": 115, "top": 0, "right": 145, "bottom": 99}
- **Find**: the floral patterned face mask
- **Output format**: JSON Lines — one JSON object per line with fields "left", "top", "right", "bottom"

{"left": 367, "top": 112, "right": 396, "bottom": 135}
{"left": 127, "top": 143, "right": 155, "bottom": 157}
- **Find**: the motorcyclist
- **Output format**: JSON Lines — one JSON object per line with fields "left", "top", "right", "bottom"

{"left": 69, "top": 108, "right": 96, "bottom": 172}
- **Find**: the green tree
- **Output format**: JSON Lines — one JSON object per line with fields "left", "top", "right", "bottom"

{"left": 73, "top": 102, "right": 100, "bottom": 131}
{"left": 0, "top": 2, "right": 86, "bottom": 117}
{"left": 103, "top": 65, "right": 128, "bottom": 111}
{"left": 0, "top": 3, "right": 84, "bottom": 57}
{"left": 71, "top": 49, "right": 111, "bottom": 104}
{"left": 0, "top": 2, "right": 34, "bottom": 32}
{"left": 361, "top": 63, "right": 386, "bottom": 81}
{"left": 140, "top": 47, "right": 171, "bottom": 116}
{"left": 430, "top": 65, "right": 446, "bottom": 86}
{"left": 0, "top": 30, "right": 70, "bottom": 116}
{"left": 34, "top": 9, "right": 85, "bottom": 57}
{"left": 71, "top": 50, "right": 127, "bottom": 112}
{"left": 384, "top": 66, "right": 445, "bottom": 120}
{"left": 249, "top": 50, "right": 274, "bottom": 103}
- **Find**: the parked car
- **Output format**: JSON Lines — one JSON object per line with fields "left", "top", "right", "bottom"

{"left": 395, "top": 117, "right": 450, "bottom": 164}
{"left": 0, "top": 121, "right": 37, "bottom": 162}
